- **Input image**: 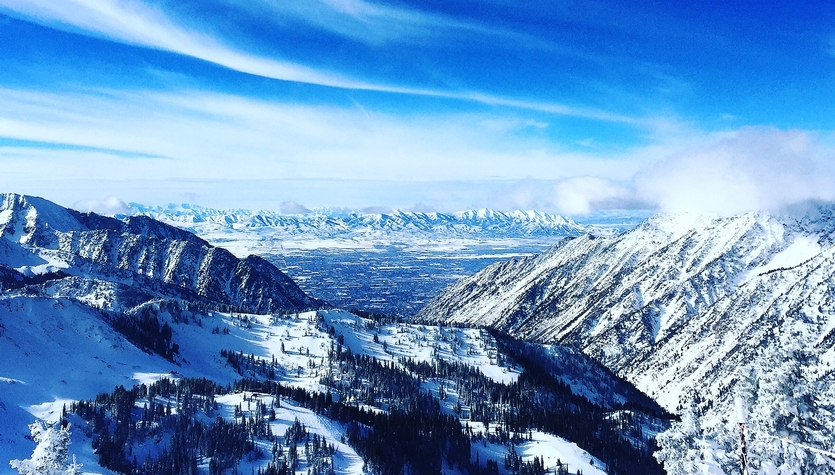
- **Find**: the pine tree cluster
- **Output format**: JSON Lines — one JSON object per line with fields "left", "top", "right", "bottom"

{"left": 64, "top": 323, "right": 672, "bottom": 475}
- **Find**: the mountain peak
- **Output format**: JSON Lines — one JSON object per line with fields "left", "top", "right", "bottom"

{"left": 1, "top": 193, "right": 89, "bottom": 244}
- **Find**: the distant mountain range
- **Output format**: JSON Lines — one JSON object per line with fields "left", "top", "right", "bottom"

{"left": 128, "top": 203, "right": 620, "bottom": 242}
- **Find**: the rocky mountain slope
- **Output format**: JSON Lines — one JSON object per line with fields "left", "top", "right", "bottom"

{"left": 418, "top": 204, "right": 835, "bottom": 414}
{"left": 0, "top": 193, "right": 319, "bottom": 313}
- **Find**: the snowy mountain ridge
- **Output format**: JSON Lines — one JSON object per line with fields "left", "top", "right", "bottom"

{"left": 0, "top": 193, "right": 319, "bottom": 313}
{"left": 418, "top": 203, "right": 835, "bottom": 444}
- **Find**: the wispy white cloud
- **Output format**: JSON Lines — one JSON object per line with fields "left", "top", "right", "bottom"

{"left": 542, "top": 127, "right": 835, "bottom": 215}
{"left": 0, "top": 82, "right": 744, "bottom": 213}
{"left": 279, "top": 201, "right": 311, "bottom": 214}
{"left": 0, "top": 0, "right": 367, "bottom": 88}
{"left": 0, "top": 0, "right": 635, "bottom": 124}
{"left": 232, "top": 0, "right": 551, "bottom": 48}
{"left": 3, "top": 86, "right": 829, "bottom": 215}
{"left": 0, "top": 87, "right": 646, "bottom": 186}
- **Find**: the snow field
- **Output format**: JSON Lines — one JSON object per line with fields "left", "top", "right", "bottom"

{"left": 211, "top": 392, "right": 364, "bottom": 475}
{"left": 464, "top": 421, "right": 606, "bottom": 475}
{"left": 741, "top": 232, "right": 822, "bottom": 284}
{"left": 0, "top": 296, "right": 181, "bottom": 467}
{"left": 320, "top": 310, "right": 520, "bottom": 384}
{"left": 0, "top": 299, "right": 522, "bottom": 474}
{"left": 202, "top": 308, "right": 520, "bottom": 387}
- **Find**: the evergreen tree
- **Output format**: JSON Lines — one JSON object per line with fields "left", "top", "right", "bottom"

{"left": 656, "top": 398, "right": 726, "bottom": 474}
{"left": 658, "top": 322, "right": 835, "bottom": 475}
{"left": 9, "top": 421, "right": 82, "bottom": 475}
{"left": 743, "top": 326, "right": 835, "bottom": 474}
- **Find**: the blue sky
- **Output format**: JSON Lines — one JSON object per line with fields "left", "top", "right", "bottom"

{"left": 1, "top": 0, "right": 834, "bottom": 214}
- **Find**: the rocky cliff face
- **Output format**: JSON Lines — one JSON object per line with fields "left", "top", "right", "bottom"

{"left": 0, "top": 193, "right": 319, "bottom": 313}
{"left": 418, "top": 205, "right": 835, "bottom": 411}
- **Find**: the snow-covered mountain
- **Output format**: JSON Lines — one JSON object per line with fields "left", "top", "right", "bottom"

{"left": 0, "top": 193, "right": 319, "bottom": 313}
{"left": 129, "top": 203, "right": 610, "bottom": 243}
{"left": 418, "top": 204, "right": 835, "bottom": 419}
{"left": 0, "top": 193, "right": 667, "bottom": 475}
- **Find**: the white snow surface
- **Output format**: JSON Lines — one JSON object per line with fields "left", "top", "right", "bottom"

{"left": 742, "top": 233, "right": 821, "bottom": 283}
{"left": 466, "top": 422, "right": 606, "bottom": 475}
{"left": 212, "top": 392, "right": 364, "bottom": 475}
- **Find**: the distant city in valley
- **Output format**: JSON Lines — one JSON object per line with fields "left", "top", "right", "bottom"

{"left": 272, "top": 243, "right": 551, "bottom": 317}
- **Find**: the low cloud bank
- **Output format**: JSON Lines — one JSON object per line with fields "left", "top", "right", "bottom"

{"left": 551, "top": 127, "right": 835, "bottom": 216}
{"left": 32, "top": 127, "right": 835, "bottom": 220}
{"left": 635, "top": 127, "right": 835, "bottom": 214}
{"left": 551, "top": 176, "right": 638, "bottom": 215}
